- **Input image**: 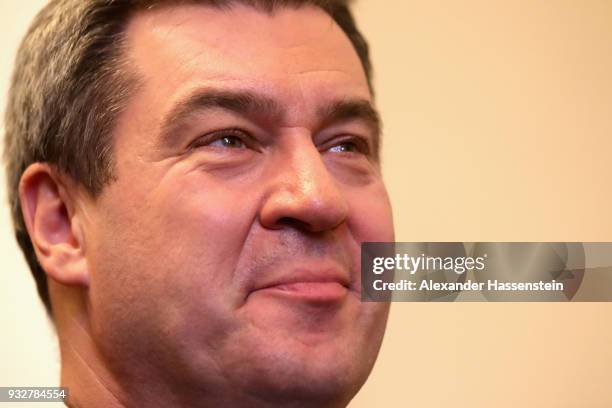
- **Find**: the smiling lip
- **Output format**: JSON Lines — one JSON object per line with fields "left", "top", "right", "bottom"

{"left": 252, "top": 271, "right": 350, "bottom": 303}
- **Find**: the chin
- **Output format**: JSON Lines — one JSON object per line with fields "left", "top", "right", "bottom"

{"left": 224, "top": 333, "right": 375, "bottom": 406}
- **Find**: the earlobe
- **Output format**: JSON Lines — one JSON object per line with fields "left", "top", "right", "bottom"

{"left": 19, "top": 164, "right": 90, "bottom": 287}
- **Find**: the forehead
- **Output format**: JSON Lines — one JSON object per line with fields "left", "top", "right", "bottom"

{"left": 122, "top": 3, "right": 371, "bottom": 123}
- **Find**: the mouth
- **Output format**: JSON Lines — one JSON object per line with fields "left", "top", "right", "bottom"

{"left": 250, "top": 270, "right": 351, "bottom": 304}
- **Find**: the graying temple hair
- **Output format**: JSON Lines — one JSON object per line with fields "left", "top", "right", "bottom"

{"left": 3, "top": 0, "right": 373, "bottom": 317}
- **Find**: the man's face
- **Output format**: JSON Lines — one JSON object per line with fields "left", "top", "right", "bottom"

{"left": 81, "top": 3, "right": 394, "bottom": 404}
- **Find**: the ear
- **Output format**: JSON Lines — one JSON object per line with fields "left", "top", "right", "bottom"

{"left": 19, "top": 163, "right": 90, "bottom": 287}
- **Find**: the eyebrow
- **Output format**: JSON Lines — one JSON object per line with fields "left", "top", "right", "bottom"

{"left": 158, "top": 89, "right": 381, "bottom": 155}
{"left": 159, "top": 89, "right": 282, "bottom": 145}
{"left": 317, "top": 99, "right": 381, "bottom": 157}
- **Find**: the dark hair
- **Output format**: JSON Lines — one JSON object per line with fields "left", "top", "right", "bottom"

{"left": 3, "top": 0, "right": 373, "bottom": 317}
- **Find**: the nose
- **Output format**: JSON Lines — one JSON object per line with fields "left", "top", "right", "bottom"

{"left": 259, "top": 137, "right": 349, "bottom": 233}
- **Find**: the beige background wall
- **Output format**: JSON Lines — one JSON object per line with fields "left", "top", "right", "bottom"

{"left": 1, "top": 1, "right": 612, "bottom": 407}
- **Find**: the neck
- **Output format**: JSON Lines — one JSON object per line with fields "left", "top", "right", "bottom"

{"left": 59, "top": 316, "right": 126, "bottom": 408}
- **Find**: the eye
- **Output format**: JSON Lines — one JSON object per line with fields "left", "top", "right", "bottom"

{"left": 210, "top": 135, "right": 246, "bottom": 149}
{"left": 325, "top": 137, "right": 371, "bottom": 156}
{"left": 188, "top": 128, "right": 251, "bottom": 150}
{"left": 328, "top": 141, "right": 360, "bottom": 153}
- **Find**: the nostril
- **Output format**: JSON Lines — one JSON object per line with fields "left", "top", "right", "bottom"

{"left": 277, "top": 217, "right": 310, "bottom": 230}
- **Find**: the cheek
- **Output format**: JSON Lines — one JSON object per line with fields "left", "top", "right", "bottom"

{"left": 158, "top": 182, "right": 258, "bottom": 294}
{"left": 346, "top": 181, "right": 395, "bottom": 243}
{"left": 155, "top": 182, "right": 257, "bottom": 283}
{"left": 86, "top": 172, "right": 261, "bottom": 335}
{"left": 343, "top": 181, "right": 394, "bottom": 298}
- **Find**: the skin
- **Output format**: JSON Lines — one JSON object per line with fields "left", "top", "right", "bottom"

{"left": 20, "top": 4, "right": 394, "bottom": 408}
